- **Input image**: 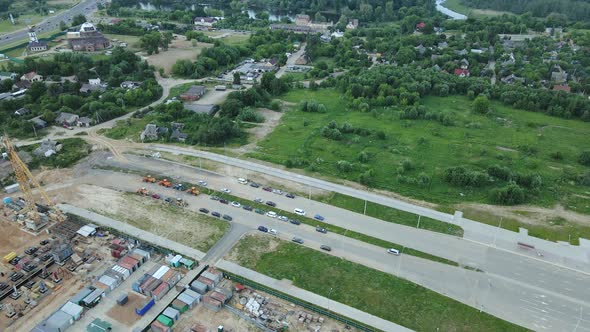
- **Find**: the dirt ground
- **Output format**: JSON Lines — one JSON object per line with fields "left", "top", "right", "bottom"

{"left": 106, "top": 292, "right": 146, "bottom": 326}
{"left": 0, "top": 221, "right": 36, "bottom": 277}
{"left": 144, "top": 36, "right": 212, "bottom": 74}
{"left": 233, "top": 108, "right": 284, "bottom": 156}
{"left": 68, "top": 184, "right": 228, "bottom": 252}
{"left": 173, "top": 302, "right": 261, "bottom": 332}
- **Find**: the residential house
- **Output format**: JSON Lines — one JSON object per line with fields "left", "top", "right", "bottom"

{"left": 460, "top": 58, "right": 469, "bottom": 69}
{"left": 14, "top": 108, "right": 31, "bottom": 116}
{"left": 295, "top": 14, "right": 311, "bottom": 26}
{"left": 157, "top": 127, "right": 169, "bottom": 136}
{"left": 501, "top": 74, "right": 524, "bottom": 85}
{"left": 170, "top": 129, "right": 188, "bottom": 142}
{"left": 120, "top": 81, "right": 140, "bottom": 89}
{"left": 180, "top": 85, "right": 206, "bottom": 101}
{"left": 12, "top": 81, "right": 31, "bottom": 90}
{"left": 140, "top": 123, "right": 159, "bottom": 141}
{"left": 320, "top": 34, "right": 331, "bottom": 43}
{"left": 470, "top": 48, "right": 488, "bottom": 54}
{"left": 437, "top": 41, "right": 448, "bottom": 49}
{"left": 29, "top": 117, "right": 47, "bottom": 129}
{"left": 80, "top": 84, "right": 106, "bottom": 94}
{"left": 185, "top": 104, "right": 218, "bottom": 115}
{"left": 77, "top": 117, "right": 93, "bottom": 127}
{"left": 89, "top": 78, "right": 101, "bottom": 85}
{"left": 346, "top": 19, "right": 359, "bottom": 30}
{"left": 55, "top": 112, "right": 79, "bottom": 126}
{"left": 27, "top": 40, "right": 48, "bottom": 53}
{"left": 454, "top": 69, "right": 470, "bottom": 77}
{"left": 550, "top": 65, "right": 567, "bottom": 84}
{"left": 0, "top": 72, "right": 17, "bottom": 81}
{"left": 194, "top": 17, "right": 218, "bottom": 27}
{"left": 415, "top": 22, "right": 426, "bottom": 30}
{"left": 33, "top": 140, "right": 62, "bottom": 158}
{"left": 553, "top": 84, "right": 571, "bottom": 93}
{"left": 21, "top": 72, "right": 43, "bottom": 82}
{"left": 415, "top": 44, "right": 427, "bottom": 55}
{"left": 171, "top": 122, "right": 184, "bottom": 130}
{"left": 455, "top": 49, "right": 468, "bottom": 56}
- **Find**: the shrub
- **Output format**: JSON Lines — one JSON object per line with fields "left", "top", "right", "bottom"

{"left": 300, "top": 99, "right": 326, "bottom": 113}
{"left": 579, "top": 151, "right": 590, "bottom": 166}
{"left": 237, "top": 108, "right": 264, "bottom": 123}
{"left": 443, "top": 166, "right": 489, "bottom": 187}
{"left": 359, "top": 169, "right": 375, "bottom": 186}
{"left": 486, "top": 165, "right": 512, "bottom": 181}
{"left": 550, "top": 151, "right": 563, "bottom": 160}
{"left": 336, "top": 160, "right": 353, "bottom": 172}
{"left": 269, "top": 100, "right": 281, "bottom": 111}
{"left": 490, "top": 183, "right": 526, "bottom": 205}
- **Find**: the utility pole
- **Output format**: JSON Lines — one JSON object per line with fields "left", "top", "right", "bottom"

{"left": 417, "top": 215, "right": 421, "bottom": 229}
{"left": 363, "top": 200, "right": 367, "bottom": 215}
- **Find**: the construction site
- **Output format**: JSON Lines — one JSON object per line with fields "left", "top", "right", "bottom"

{"left": 0, "top": 135, "right": 363, "bottom": 332}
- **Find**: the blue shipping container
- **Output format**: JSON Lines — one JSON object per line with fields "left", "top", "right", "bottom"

{"left": 135, "top": 298, "right": 155, "bottom": 316}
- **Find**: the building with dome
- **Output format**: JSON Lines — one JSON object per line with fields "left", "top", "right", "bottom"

{"left": 67, "top": 22, "right": 110, "bottom": 52}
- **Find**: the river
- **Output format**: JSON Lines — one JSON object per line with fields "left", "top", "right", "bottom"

{"left": 435, "top": 0, "right": 467, "bottom": 20}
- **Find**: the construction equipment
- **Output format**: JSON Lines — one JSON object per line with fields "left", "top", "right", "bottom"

{"left": 142, "top": 175, "right": 156, "bottom": 183}
{"left": 158, "top": 179, "right": 172, "bottom": 188}
{"left": 2, "top": 134, "right": 66, "bottom": 225}
{"left": 136, "top": 187, "right": 150, "bottom": 196}
{"left": 186, "top": 187, "right": 200, "bottom": 196}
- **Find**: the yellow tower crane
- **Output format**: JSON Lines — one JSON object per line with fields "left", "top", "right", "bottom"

{"left": 2, "top": 133, "right": 65, "bottom": 223}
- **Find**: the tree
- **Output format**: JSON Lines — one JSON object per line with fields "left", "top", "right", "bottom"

{"left": 233, "top": 72, "right": 241, "bottom": 85}
{"left": 71, "top": 14, "right": 87, "bottom": 26}
{"left": 579, "top": 151, "right": 590, "bottom": 166}
{"left": 43, "top": 110, "right": 56, "bottom": 123}
{"left": 140, "top": 32, "right": 163, "bottom": 55}
{"left": 472, "top": 95, "right": 491, "bottom": 114}
{"left": 59, "top": 21, "right": 67, "bottom": 31}
{"left": 28, "top": 81, "right": 47, "bottom": 101}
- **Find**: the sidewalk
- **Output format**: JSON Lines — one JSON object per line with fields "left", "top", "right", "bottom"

{"left": 216, "top": 260, "right": 413, "bottom": 332}
{"left": 58, "top": 204, "right": 206, "bottom": 261}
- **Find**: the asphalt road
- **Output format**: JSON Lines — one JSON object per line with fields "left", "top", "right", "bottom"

{"left": 67, "top": 159, "right": 590, "bottom": 331}
{"left": 0, "top": 0, "right": 101, "bottom": 48}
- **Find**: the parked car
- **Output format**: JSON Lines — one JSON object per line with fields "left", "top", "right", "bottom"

{"left": 242, "top": 205, "right": 253, "bottom": 211}
{"left": 198, "top": 180, "right": 208, "bottom": 187}
{"left": 255, "top": 208, "right": 265, "bottom": 214}
{"left": 294, "top": 208, "right": 306, "bottom": 216}
{"left": 286, "top": 193, "right": 295, "bottom": 199}
{"left": 249, "top": 182, "right": 260, "bottom": 188}
{"left": 269, "top": 229, "right": 278, "bottom": 235}
{"left": 387, "top": 248, "right": 401, "bottom": 255}
{"left": 289, "top": 219, "right": 301, "bottom": 225}
{"left": 0, "top": 283, "right": 8, "bottom": 291}
{"left": 254, "top": 198, "right": 264, "bottom": 203}
{"left": 212, "top": 211, "right": 221, "bottom": 217}
{"left": 210, "top": 195, "right": 220, "bottom": 201}
{"left": 222, "top": 214, "right": 233, "bottom": 221}
{"left": 258, "top": 226, "right": 269, "bottom": 232}
{"left": 151, "top": 194, "right": 161, "bottom": 199}
{"left": 320, "top": 245, "right": 332, "bottom": 252}
{"left": 266, "top": 211, "right": 277, "bottom": 218}
{"left": 198, "top": 208, "right": 209, "bottom": 213}
{"left": 292, "top": 237, "right": 304, "bottom": 244}
{"left": 272, "top": 189, "right": 283, "bottom": 195}
{"left": 40, "top": 254, "right": 52, "bottom": 262}
{"left": 265, "top": 201, "right": 276, "bottom": 207}
{"left": 314, "top": 214, "right": 325, "bottom": 221}
{"left": 221, "top": 188, "right": 231, "bottom": 193}
{"left": 231, "top": 201, "right": 241, "bottom": 208}
{"left": 39, "top": 239, "right": 50, "bottom": 246}
{"left": 238, "top": 178, "right": 248, "bottom": 184}
{"left": 219, "top": 199, "right": 229, "bottom": 204}
{"left": 316, "top": 226, "right": 328, "bottom": 234}
{"left": 278, "top": 216, "right": 289, "bottom": 222}
{"left": 262, "top": 187, "right": 272, "bottom": 192}
{"left": 25, "top": 247, "right": 38, "bottom": 255}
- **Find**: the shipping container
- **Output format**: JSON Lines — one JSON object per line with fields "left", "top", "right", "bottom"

{"left": 161, "top": 270, "right": 181, "bottom": 287}
{"left": 46, "top": 310, "right": 74, "bottom": 331}
{"left": 169, "top": 255, "right": 182, "bottom": 267}
{"left": 151, "top": 319, "right": 171, "bottom": 332}
{"left": 202, "top": 296, "right": 222, "bottom": 312}
{"left": 197, "top": 276, "right": 214, "bottom": 290}
{"left": 178, "top": 293, "right": 198, "bottom": 309}
{"left": 133, "top": 274, "right": 150, "bottom": 293}
{"left": 111, "top": 264, "right": 131, "bottom": 280}
{"left": 163, "top": 307, "right": 180, "bottom": 321}
{"left": 3, "top": 252, "right": 16, "bottom": 262}
{"left": 179, "top": 258, "right": 195, "bottom": 270}
{"left": 94, "top": 281, "right": 110, "bottom": 295}
{"left": 133, "top": 248, "right": 151, "bottom": 260}
{"left": 4, "top": 183, "right": 20, "bottom": 194}
{"left": 146, "top": 264, "right": 162, "bottom": 277}
{"left": 157, "top": 314, "right": 174, "bottom": 327}
{"left": 120, "top": 256, "right": 140, "bottom": 271}
{"left": 190, "top": 280, "right": 208, "bottom": 295}
{"left": 151, "top": 281, "right": 170, "bottom": 301}
{"left": 135, "top": 298, "right": 155, "bottom": 316}
{"left": 183, "top": 289, "right": 202, "bottom": 303}
{"left": 70, "top": 287, "right": 94, "bottom": 305}
{"left": 210, "top": 291, "right": 226, "bottom": 304}
{"left": 129, "top": 253, "right": 145, "bottom": 265}
{"left": 118, "top": 261, "right": 136, "bottom": 273}
{"left": 152, "top": 265, "right": 170, "bottom": 279}
{"left": 98, "top": 274, "right": 119, "bottom": 290}
{"left": 82, "top": 288, "right": 104, "bottom": 308}
{"left": 171, "top": 299, "right": 188, "bottom": 314}
{"left": 61, "top": 301, "right": 84, "bottom": 320}
{"left": 146, "top": 279, "right": 162, "bottom": 295}
{"left": 202, "top": 270, "right": 222, "bottom": 284}
{"left": 139, "top": 276, "right": 158, "bottom": 294}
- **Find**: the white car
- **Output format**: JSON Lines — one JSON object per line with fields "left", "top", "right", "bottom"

{"left": 278, "top": 216, "right": 289, "bottom": 221}
{"left": 221, "top": 188, "right": 231, "bottom": 193}
{"left": 231, "top": 201, "right": 241, "bottom": 208}
{"left": 254, "top": 198, "right": 263, "bottom": 203}
{"left": 198, "top": 180, "right": 208, "bottom": 187}
{"left": 272, "top": 189, "right": 283, "bottom": 195}
{"left": 266, "top": 211, "right": 277, "bottom": 218}
{"left": 293, "top": 208, "right": 306, "bottom": 216}
{"left": 387, "top": 248, "right": 400, "bottom": 255}
{"left": 269, "top": 229, "right": 278, "bottom": 235}
{"left": 238, "top": 178, "right": 248, "bottom": 184}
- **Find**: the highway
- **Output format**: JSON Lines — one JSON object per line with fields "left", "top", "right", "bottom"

{"left": 0, "top": 0, "right": 101, "bottom": 49}
{"left": 62, "top": 156, "right": 590, "bottom": 331}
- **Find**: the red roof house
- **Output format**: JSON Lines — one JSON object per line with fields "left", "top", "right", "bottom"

{"left": 454, "top": 68, "right": 470, "bottom": 77}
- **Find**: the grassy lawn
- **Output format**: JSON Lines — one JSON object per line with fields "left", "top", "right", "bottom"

{"left": 443, "top": 0, "right": 513, "bottom": 17}
{"left": 21, "top": 137, "right": 91, "bottom": 170}
{"left": 101, "top": 117, "right": 149, "bottom": 141}
{"left": 442, "top": 0, "right": 470, "bottom": 15}
{"left": 229, "top": 236, "right": 526, "bottom": 332}
{"left": 219, "top": 34, "right": 250, "bottom": 46}
{"left": 103, "top": 34, "right": 142, "bottom": 50}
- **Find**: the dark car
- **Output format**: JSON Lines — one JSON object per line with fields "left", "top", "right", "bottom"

{"left": 212, "top": 211, "right": 221, "bottom": 217}
{"left": 316, "top": 226, "right": 328, "bottom": 233}
{"left": 222, "top": 214, "right": 233, "bottom": 221}
{"left": 314, "top": 214, "right": 325, "bottom": 221}
{"left": 10, "top": 272, "right": 24, "bottom": 282}
{"left": 285, "top": 193, "right": 295, "bottom": 199}
{"left": 254, "top": 208, "right": 265, "bottom": 215}
{"left": 242, "top": 205, "right": 253, "bottom": 211}
{"left": 40, "top": 254, "right": 52, "bottom": 262}
{"left": 0, "top": 283, "right": 8, "bottom": 291}
{"left": 23, "top": 264, "right": 37, "bottom": 272}
{"left": 262, "top": 187, "right": 272, "bottom": 192}
{"left": 265, "top": 201, "right": 276, "bottom": 207}
{"left": 39, "top": 239, "right": 50, "bottom": 246}
{"left": 258, "top": 226, "right": 268, "bottom": 232}
{"left": 151, "top": 194, "right": 161, "bottom": 199}
{"left": 292, "top": 237, "right": 304, "bottom": 244}
{"left": 198, "top": 208, "right": 209, "bottom": 213}
{"left": 289, "top": 219, "right": 301, "bottom": 225}
{"left": 219, "top": 199, "right": 229, "bottom": 204}
{"left": 320, "top": 245, "right": 332, "bottom": 252}
{"left": 25, "top": 247, "right": 38, "bottom": 255}
{"left": 24, "top": 280, "right": 36, "bottom": 289}
{"left": 249, "top": 182, "right": 260, "bottom": 188}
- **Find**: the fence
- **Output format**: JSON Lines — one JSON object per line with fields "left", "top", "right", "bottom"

{"left": 222, "top": 271, "right": 379, "bottom": 332}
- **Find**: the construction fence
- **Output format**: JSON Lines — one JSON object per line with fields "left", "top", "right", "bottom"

{"left": 222, "top": 271, "right": 378, "bottom": 332}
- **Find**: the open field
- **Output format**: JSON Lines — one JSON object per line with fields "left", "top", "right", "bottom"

{"left": 144, "top": 38, "right": 211, "bottom": 74}
{"left": 249, "top": 89, "right": 590, "bottom": 215}
{"left": 72, "top": 185, "right": 229, "bottom": 251}
{"left": 227, "top": 234, "right": 526, "bottom": 332}
{"left": 103, "top": 34, "right": 142, "bottom": 50}
{"left": 443, "top": 0, "right": 513, "bottom": 17}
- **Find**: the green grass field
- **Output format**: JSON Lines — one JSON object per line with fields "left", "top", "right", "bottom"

{"left": 230, "top": 237, "right": 526, "bottom": 332}
{"left": 443, "top": 0, "right": 513, "bottom": 17}
{"left": 249, "top": 89, "right": 590, "bottom": 211}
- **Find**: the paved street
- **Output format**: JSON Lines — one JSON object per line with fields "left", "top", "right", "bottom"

{"left": 275, "top": 43, "right": 306, "bottom": 78}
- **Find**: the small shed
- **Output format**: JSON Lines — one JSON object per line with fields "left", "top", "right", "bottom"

{"left": 171, "top": 299, "right": 188, "bottom": 313}
{"left": 117, "top": 293, "right": 128, "bottom": 305}
{"left": 98, "top": 274, "right": 119, "bottom": 290}
{"left": 183, "top": 289, "right": 202, "bottom": 303}
{"left": 76, "top": 224, "right": 97, "bottom": 237}
{"left": 190, "top": 280, "right": 208, "bottom": 294}
{"left": 178, "top": 292, "right": 199, "bottom": 308}
{"left": 179, "top": 258, "right": 195, "bottom": 270}
{"left": 132, "top": 248, "right": 151, "bottom": 260}
{"left": 163, "top": 307, "right": 180, "bottom": 321}
{"left": 70, "top": 287, "right": 94, "bottom": 305}
{"left": 46, "top": 310, "right": 74, "bottom": 331}
{"left": 157, "top": 314, "right": 174, "bottom": 327}
{"left": 152, "top": 265, "right": 170, "bottom": 279}
{"left": 61, "top": 301, "right": 84, "bottom": 320}
{"left": 169, "top": 255, "right": 182, "bottom": 268}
